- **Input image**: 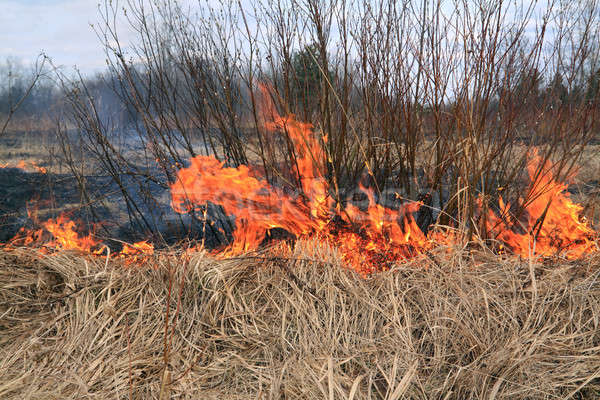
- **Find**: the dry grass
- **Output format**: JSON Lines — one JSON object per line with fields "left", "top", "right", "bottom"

{"left": 0, "top": 135, "right": 48, "bottom": 163}
{"left": 1, "top": 243, "right": 600, "bottom": 399}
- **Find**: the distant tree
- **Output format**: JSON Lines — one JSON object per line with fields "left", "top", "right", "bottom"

{"left": 0, "top": 56, "right": 49, "bottom": 135}
{"left": 545, "top": 72, "right": 568, "bottom": 107}
{"left": 514, "top": 67, "right": 543, "bottom": 106}
{"left": 0, "top": 59, "right": 27, "bottom": 114}
{"left": 290, "top": 43, "right": 331, "bottom": 115}
{"left": 585, "top": 68, "right": 600, "bottom": 104}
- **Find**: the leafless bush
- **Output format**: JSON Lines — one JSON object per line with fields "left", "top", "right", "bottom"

{"left": 55, "top": 0, "right": 600, "bottom": 246}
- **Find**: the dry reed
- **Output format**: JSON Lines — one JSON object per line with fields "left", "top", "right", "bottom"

{"left": 1, "top": 244, "right": 599, "bottom": 399}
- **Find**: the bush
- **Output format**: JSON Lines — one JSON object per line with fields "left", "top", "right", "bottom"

{"left": 55, "top": 0, "right": 600, "bottom": 247}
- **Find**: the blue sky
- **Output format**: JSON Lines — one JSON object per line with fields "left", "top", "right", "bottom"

{"left": 0, "top": 0, "right": 138, "bottom": 75}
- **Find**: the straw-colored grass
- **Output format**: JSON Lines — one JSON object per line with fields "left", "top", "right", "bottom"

{"left": 1, "top": 242, "right": 599, "bottom": 399}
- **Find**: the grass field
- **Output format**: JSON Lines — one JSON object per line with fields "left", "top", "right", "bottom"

{"left": 1, "top": 242, "right": 599, "bottom": 399}
{"left": 1, "top": 127, "right": 600, "bottom": 398}
{"left": 2, "top": 0, "right": 600, "bottom": 397}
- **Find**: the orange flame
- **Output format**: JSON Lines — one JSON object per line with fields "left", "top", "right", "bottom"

{"left": 6, "top": 213, "right": 100, "bottom": 253}
{"left": 0, "top": 160, "right": 47, "bottom": 174}
{"left": 170, "top": 84, "right": 434, "bottom": 274}
{"left": 4, "top": 213, "right": 158, "bottom": 262}
{"left": 120, "top": 240, "right": 154, "bottom": 265}
{"left": 169, "top": 85, "right": 598, "bottom": 273}
{"left": 483, "top": 153, "right": 596, "bottom": 259}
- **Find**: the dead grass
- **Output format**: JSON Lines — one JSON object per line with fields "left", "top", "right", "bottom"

{"left": 1, "top": 243, "right": 599, "bottom": 399}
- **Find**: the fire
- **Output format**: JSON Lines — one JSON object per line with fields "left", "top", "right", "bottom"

{"left": 170, "top": 154, "right": 429, "bottom": 273}
{"left": 121, "top": 240, "right": 154, "bottom": 254}
{"left": 170, "top": 85, "right": 433, "bottom": 274}
{"left": 0, "top": 86, "right": 597, "bottom": 271}
{"left": 7, "top": 213, "right": 101, "bottom": 253}
{"left": 0, "top": 160, "right": 47, "bottom": 174}
{"left": 4, "top": 212, "right": 158, "bottom": 264}
{"left": 483, "top": 153, "right": 597, "bottom": 259}
{"left": 169, "top": 85, "right": 598, "bottom": 273}
{"left": 8, "top": 227, "right": 45, "bottom": 248}
{"left": 120, "top": 240, "right": 155, "bottom": 265}
{"left": 42, "top": 214, "right": 101, "bottom": 252}
{"left": 171, "top": 84, "right": 333, "bottom": 255}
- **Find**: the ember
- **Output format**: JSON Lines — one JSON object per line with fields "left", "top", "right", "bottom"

{"left": 120, "top": 240, "right": 155, "bottom": 265}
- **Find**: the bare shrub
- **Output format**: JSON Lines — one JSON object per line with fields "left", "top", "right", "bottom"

{"left": 54, "top": 0, "right": 600, "bottom": 247}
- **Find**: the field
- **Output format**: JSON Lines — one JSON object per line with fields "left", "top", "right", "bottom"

{"left": 1, "top": 94, "right": 600, "bottom": 399}
{"left": 1, "top": 244, "right": 600, "bottom": 399}
{"left": 1, "top": 108, "right": 600, "bottom": 400}
{"left": 3, "top": 0, "right": 600, "bottom": 398}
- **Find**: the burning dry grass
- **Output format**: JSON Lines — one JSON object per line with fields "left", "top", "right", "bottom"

{"left": 1, "top": 244, "right": 599, "bottom": 399}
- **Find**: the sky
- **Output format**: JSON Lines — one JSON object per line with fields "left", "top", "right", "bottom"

{"left": 0, "top": 0, "right": 557, "bottom": 78}
{"left": 0, "top": 0, "right": 139, "bottom": 75}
